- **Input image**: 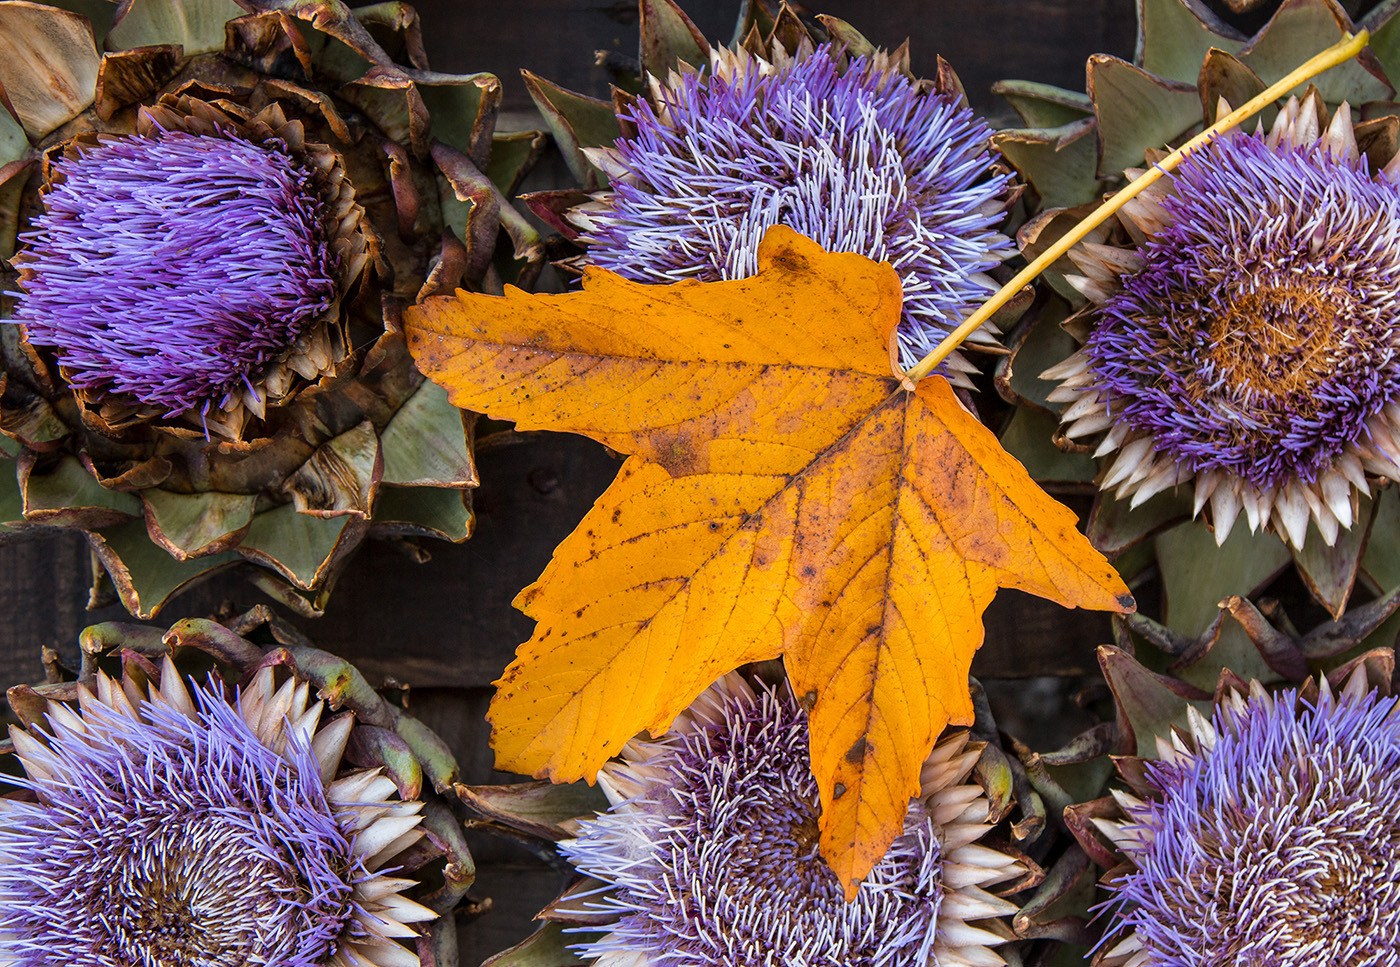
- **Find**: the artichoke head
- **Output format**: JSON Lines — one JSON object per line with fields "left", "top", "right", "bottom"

{"left": 3, "top": 606, "right": 475, "bottom": 966}
{"left": 0, "top": 0, "right": 547, "bottom": 618}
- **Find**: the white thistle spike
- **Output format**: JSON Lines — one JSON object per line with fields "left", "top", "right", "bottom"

{"left": 349, "top": 942, "right": 419, "bottom": 967}
{"left": 1275, "top": 483, "right": 1311, "bottom": 549}
{"left": 1211, "top": 484, "right": 1243, "bottom": 545}
{"left": 931, "top": 943, "right": 1005, "bottom": 967}
{"left": 45, "top": 700, "right": 87, "bottom": 736}
{"left": 1102, "top": 436, "right": 1155, "bottom": 490}
{"left": 1094, "top": 421, "right": 1132, "bottom": 458}
{"left": 311, "top": 712, "right": 354, "bottom": 782}
{"left": 1041, "top": 351, "right": 1090, "bottom": 381}
{"left": 1063, "top": 408, "right": 1115, "bottom": 438}
{"left": 1128, "top": 461, "right": 1182, "bottom": 508}
{"left": 1341, "top": 664, "right": 1370, "bottom": 703}
{"left": 353, "top": 814, "right": 424, "bottom": 862}
{"left": 1185, "top": 705, "right": 1218, "bottom": 750}
{"left": 156, "top": 656, "right": 196, "bottom": 718}
{"left": 241, "top": 665, "right": 276, "bottom": 731}
{"left": 365, "top": 827, "right": 427, "bottom": 871}
{"left": 1319, "top": 471, "right": 1353, "bottom": 529}
{"left": 1322, "top": 101, "right": 1358, "bottom": 161}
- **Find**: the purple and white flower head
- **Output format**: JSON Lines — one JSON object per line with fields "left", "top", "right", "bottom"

{"left": 0, "top": 659, "right": 435, "bottom": 967}
{"left": 567, "top": 43, "right": 1016, "bottom": 383}
{"left": 556, "top": 672, "right": 1025, "bottom": 967}
{"left": 16, "top": 129, "right": 340, "bottom": 425}
{"left": 1091, "top": 671, "right": 1400, "bottom": 967}
{"left": 1044, "top": 94, "right": 1400, "bottom": 549}
{"left": 10, "top": 98, "right": 374, "bottom": 441}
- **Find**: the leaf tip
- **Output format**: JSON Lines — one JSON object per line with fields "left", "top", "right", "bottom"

{"left": 754, "top": 223, "right": 818, "bottom": 269}
{"left": 1116, "top": 591, "right": 1138, "bottom": 613}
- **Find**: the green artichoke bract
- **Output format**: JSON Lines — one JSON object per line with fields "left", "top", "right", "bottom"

{"left": 0, "top": 0, "right": 547, "bottom": 618}
{"left": 1, "top": 607, "right": 473, "bottom": 966}
{"left": 994, "top": 0, "right": 1395, "bottom": 210}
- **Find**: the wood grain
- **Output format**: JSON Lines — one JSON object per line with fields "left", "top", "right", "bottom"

{"left": 412, "top": 0, "right": 1135, "bottom": 116}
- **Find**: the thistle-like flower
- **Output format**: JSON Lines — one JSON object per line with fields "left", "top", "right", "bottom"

{"left": 555, "top": 673, "right": 1024, "bottom": 967}
{"left": 564, "top": 41, "right": 1015, "bottom": 380}
{"left": 0, "top": 660, "right": 435, "bottom": 967}
{"left": 1091, "top": 675, "right": 1400, "bottom": 967}
{"left": 1044, "top": 96, "right": 1400, "bottom": 548}
{"left": 17, "top": 128, "right": 344, "bottom": 422}
{"left": 0, "top": 0, "right": 537, "bottom": 617}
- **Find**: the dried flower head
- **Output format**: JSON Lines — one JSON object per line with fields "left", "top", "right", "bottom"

{"left": 0, "top": 661, "right": 434, "bottom": 967}
{"left": 16, "top": 129, "right": 340, "bottom": 419}
{"left": 572, "top": 44, "right": 1015, "bottom": 380}
{"left": 1045, "top": 96, "right": 1400, "bottom": 548}
{"left": 558, "top": 673, "right": 1023, "bottom": 967}
{"left": 1094, "top": 677, "right": 1400, "bottom": 967}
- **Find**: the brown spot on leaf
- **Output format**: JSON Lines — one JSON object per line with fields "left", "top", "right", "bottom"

{"left": 649, "top": 426, "right": 708, "bottom": 476}
{"left": 845, "top": 737, "right": 867, "bottom": 763}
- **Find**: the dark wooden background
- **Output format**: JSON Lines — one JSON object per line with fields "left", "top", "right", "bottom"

{"left": 0, "top": 1, "right": 1140, "bottom": 962}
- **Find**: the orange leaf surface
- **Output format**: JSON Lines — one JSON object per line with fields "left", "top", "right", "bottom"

{"left": 403, "top": 227, "right": 1133, "bottom": 893}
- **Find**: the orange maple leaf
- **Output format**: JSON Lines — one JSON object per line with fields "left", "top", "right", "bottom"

{"left": 403, "top": 226, "right": 1133, "bottom": 894}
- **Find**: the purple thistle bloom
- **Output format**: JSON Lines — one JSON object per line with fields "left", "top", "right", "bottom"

{"left": 0, "top": 665, "right": 435, "bottom": 967}
{"left": 559, "top": 674, "right": 1022, "bottom": 967}
{"left": 14, "top": 129, "right": 339, "bottom": 417}
{"left": 1083, "top": 132, "right": 1400, "bottom": 490}
{"left": 575, "top": 46, "right": 1014, "bottom": 374}
{"left": 1100, "top": 685, "right": 1400, "bottom": 967}
{"left": 1043, "top": 96, "right": 1400, "bottom": 548}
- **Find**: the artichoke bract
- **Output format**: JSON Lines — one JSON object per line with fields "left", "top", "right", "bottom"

{"left": 0, "top": 608, "right": 473, "bottom": 967}
{"left": 0, "top": 0, "right": 546, "bottom": 618}
{"left": 523, "top": 0, "right": 1023, "bottom": 385}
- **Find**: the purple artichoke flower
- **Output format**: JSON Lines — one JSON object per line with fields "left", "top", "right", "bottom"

{"left": 1094, "top": 678, "right": 1400, "bottom": 967}
{"left": 14, "top": 129, "right": 340, "bottom": 422}
{"left": 557, "top": 673, "right": 1024, "bottom": 967}
{"left": 569, "top": 44, "right": 1015, "bottom": 381}
{"left": 0, "top": 661, "right": 434, "bottom": 967}
{"left": 1044, "top": 95, "right": 1400, "bottom": 548}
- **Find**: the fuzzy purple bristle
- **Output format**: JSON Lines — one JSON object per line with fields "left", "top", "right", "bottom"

{"left": 1084, "top": 132, "right": 1400, "bottom": 488}
{"left": 1107, "top": 688, "right": 1400, "bottom": 966}
{"left": 581, "top": 46, "right": 1013, "bottom": 370}
{"left": 561, "top": 685, "right": 944, "bottom": 967}
{"left": 0, "top": 677, "right": 367, "bottom": 967}
{"left": 13, "top": 130, "right": 340, "bottom": 417}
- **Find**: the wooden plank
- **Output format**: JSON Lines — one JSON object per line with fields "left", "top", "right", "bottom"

{"left": 0, "top": 433, "right": 1113, "bottom": 689}
{"left": 410, "top": 0, "right": 1135, "bottom": 114}
{"left": 0, "top": 532, "right": 102, "bottom": 688}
